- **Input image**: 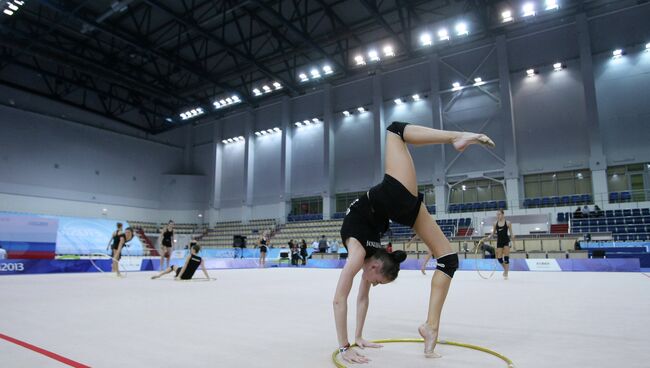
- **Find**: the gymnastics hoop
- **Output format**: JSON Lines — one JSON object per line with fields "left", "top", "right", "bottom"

{"left": 331, "top": 338, "right": 515, "bottom": 368}
{"left": 474, "top": 239, "right": 497, "bottom": 280}
{"left": 88, "top": 249, "right": 130, "bottom": 277}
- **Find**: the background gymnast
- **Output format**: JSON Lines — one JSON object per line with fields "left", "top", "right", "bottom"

{"left": 158, "top": 220, "right": 175, "bottom": 271}
{"left": 151, "top": 243, "right": 211, "bottom": 281}
{"left": 333, "top": 121, "right": 494, "bottom": 364}
{"left": 482, "top": 209, "right": 516, "bottom": 279}
{"left": 112, "top": 227, "right": 134, "bottom": 277}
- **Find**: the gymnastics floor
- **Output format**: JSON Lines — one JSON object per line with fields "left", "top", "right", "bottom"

{"left": 1, "top": 269, "right": 648, "bottom": 367}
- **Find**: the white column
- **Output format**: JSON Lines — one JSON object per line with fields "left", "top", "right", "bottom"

{"left": 322, "top": 84, "right": 335, "bottom": 219}
{"left": 242, "top": 109, "right": 255, "bottom": 224}
{"left": 372, "top": 72, "right": 386, "bottom": 183}
{"left": 279, "top": 96, "right": 292, "bottom": 224}
{"left": 430, "top": 54, "right": 447, "bottom": 215}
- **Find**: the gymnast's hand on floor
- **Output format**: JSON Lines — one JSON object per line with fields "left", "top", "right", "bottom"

{"left": 341, "top": 348, "right": 370, "bottom": 364}
{"left": 355, "top": 337, "right": 383, "bottom": 349}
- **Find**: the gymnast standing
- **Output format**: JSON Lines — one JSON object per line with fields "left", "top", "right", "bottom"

{"left": 258, "top": 231, "right": 269, "bottom": 268}
{"left": 482, "top": 210, "right": 516, "bottom": 279}
{"left": 158, "top": 221, "right": 175, "bottom": 271}
{"left": 333, "top": 122, "right": 494, "bottom": 363}
{"left": 107, "top": 222, "right": 123, "bottom": 253}
{"left": 112, "top": 227, "right": 134, "bottom": 277}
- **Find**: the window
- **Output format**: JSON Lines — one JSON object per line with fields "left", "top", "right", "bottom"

{"left": 291, "top": 196, "right": 322, "bottom": 215}
{"left": 523, "top": 169, "right": 592, "bottom": 199}
{"left": 449, "top": 178, "right": 505, "bottom": 204}
{"left": 335, "top": 192, "right": 366, "bottom": 212}
{"left": 607, "top": 163, "right": 649, "bottom": 201}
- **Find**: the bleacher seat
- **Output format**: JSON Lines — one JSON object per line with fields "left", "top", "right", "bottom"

{"left": 623, "top": 209, "right": 632, "bottom": 217}
{"left": 642, "top": 208, "right": 650, "bottom": 216}
{"left": 605, "top": 210, "right": 614, "bottom": 217}
{"left": 620, "top": 192, "right": 631, "bottom": 202}
{"left": 488, "top": 201, "right": 497, "bottom": 210}
{"left": 632, "top": 209, "right": 641, "bottom": 216}
{"left": 561, "top": 196, "right": 570, "bottom": 206}
{"left": 497, "top": 200, "right": 506, "bottom": 209}
{"left": 609, "top": 192, "right": 619, "bottom": 203}
{"left": 523, "top": 199, "right": 531, "bottom": 208}
{"left": 581, "top": 194, "right": 591, "bottom": 203}
{"left": 551, "top": 197, "right": 560, "bottom": 206}
{"left": 614, "top": 210, "right": 623, "bottom": 217}
{"left": 531, "top": 198, "right": 541, "bottom": 207}
{"left": 570, "top": 195, "right": 580, "bottom": 205}
{"left": 541, "top": 197, "right": 551, "bottom": 207}
{"left": 557, "top": 213, "right": 565, "bottom": 222}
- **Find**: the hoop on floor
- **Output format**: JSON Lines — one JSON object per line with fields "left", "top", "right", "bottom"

{"left": 331, "top": 338, "right": 515, "bottom": 368}
{"left": 89, "top": 249, "right": 131, "bottom": 277}
{"left": 474, "top": 239, "right": 497, "bottom": 280}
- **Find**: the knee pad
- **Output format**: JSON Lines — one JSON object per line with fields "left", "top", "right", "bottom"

{"left": 504, "top": 256, "right": 510, "bottom": 264}
{"left": 497, "top": 257, "right": 504, "bottom": 264}
{"left": 386, "top": 121, "right": 409, "bottom": 141}
{"left": 436, "top": 253, "right": 459, "bottom": 278}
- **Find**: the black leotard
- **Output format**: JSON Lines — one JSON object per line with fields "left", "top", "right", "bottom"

{"left": 174, "top": 254, "right": 202, "bottom": 280}
{"left": 495, "top": 221, "right": 510, "bottom": 247}
{"left": 111, "top": 232, "right": 121, "bottom": 250}
{"left": 260, "top": 238, "right": 268, "bottom": 253}
{"left": 162, "top": 229, "right": 174, "bottom": 247}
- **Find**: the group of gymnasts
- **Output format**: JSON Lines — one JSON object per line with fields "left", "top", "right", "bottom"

{"left": 107, "top": 121, "right": 514, "bottom": 362}
{"left": 108, "top": 220, "right": 211, "bottom": 280}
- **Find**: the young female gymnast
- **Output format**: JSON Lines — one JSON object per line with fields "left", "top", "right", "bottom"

{"left": 333, "top": 122, "right": 494, "bottom": 363}
{"left": 151, "top": 243, "right": 211, "bottom": 280}
{"left": 258, "top": 231, "right": 269, "bottom": 268}
{"left": 158, "top": 221, "right": 175, "bottom": 271}
{"left": 482, "top": 209, "right": 516, "bottom": 279}
{"left": 112, "top": 227, "right": 134, "bottom": 277}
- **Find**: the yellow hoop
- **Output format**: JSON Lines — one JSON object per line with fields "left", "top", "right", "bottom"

{"left": 331, "top": 338, "right": 515, "bottom": 368}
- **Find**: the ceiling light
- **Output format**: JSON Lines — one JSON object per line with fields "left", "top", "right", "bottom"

{"left": 303, "top": 120, "right": 310, "bottom": 125}
{"left": 8, "top": 3, "right": 18, "bottom": 11}
{"left": 255, "top": 132, "right": 261, "bottom": 136}
{"left": 526, "top": 68, "right": 536, "bottom": 77}
{"left": 612, "top": 49, "right": 623, "bottom": 59}
{"left": 232, "top": 95, "right": 240, "bottom": 102}
{"left": 253, "top": 88, "right": 262, "bottom": 96}
{"left": 412, "top": 94, "right": 420, "bottom": 101}
{"left": 227, "top": 138, "right": 234, "bottom": 143}
{"left": 3, "top": 9, "right": 14, "bottom": 16}
{"left": 502, "top": 10, "right": 513, "bottom": 23}
{"left": 342, "top": 110, "right": 351, "bottom": 117}
{"left": 323, "top": 65, "right": 333, "bottom": 75}
{"left": 299, "top": 73, "right": 308, "bottom": 82}
{"left": 461, "top": 185, "right": 467, "bottom": 191}
{"left": 394, "top": 98, "right": 403, "bottom": 105}
{"left": 214, "top": 102, "right": 221, "bottom": 108}
{"left": 357, "top": 107, "right": 366, "bottom": 113}
{"left": 545, "top": 0, "right": 559, "bottom": 11}
{"left": 273, "top": 82, "right": 282, "bottom": 90}
{"left": 452, "top": 82, "right": 462, "bottom": 91}
{"left": 553, "top": 62, "right": 563, "bottom": 71}
{"left": 262, "top": 85, "right": 271, "bottom": 93}
{"left": 354, "top": 55, "right": 366, "bottom": 66}
{"left": 295, "top": 122, "right": 302, "bottom": 127}
{"left": 368, "top": 50, "right": 380, "bottom": 62}
{"left": 420, "top": 33, "right": 432, "bottom": 46}
{"left": 383, "top": 45, "right": 395, "bottom": 57}
{"left": 474, "top": 77, "right": 484, "bottom": 86}
{"left": 438, "top": 29, "right": 450, "bottom": 41}
{"left": 523, "top": 3, "right": 536, "bottom": 17}
{"left": 225, "top": 97, "right": 233, "bottom": 104}
{"left": 273, "top": 127, "right": 281, "bottom": 132}
{"left": 455, "top": 22, "right": 468, "bottom": 36}
{"left": 310, "top": 69, "right": 321, "bottom": 78}
{"left": 312, "top": 118, "right": 319, "bottom": 123}
{"left": 645, "top": 43, "right": 650, "bottom": 51}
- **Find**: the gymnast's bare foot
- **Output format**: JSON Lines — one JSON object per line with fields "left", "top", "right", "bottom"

{"left": 453, "top": 133, "right": 495, "bottom": 152}
{"left": 418, "top": 324, "right": 441, "bottom": 358}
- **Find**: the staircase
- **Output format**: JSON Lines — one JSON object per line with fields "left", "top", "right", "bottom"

{"left": 550, "top": 224, "right": 569, "bottom": 234}
{"left": 456, "top": 227, "right": 473, "bottom": 236}
{"left": 135, "top": 228, "right": 158, "bottom": 256}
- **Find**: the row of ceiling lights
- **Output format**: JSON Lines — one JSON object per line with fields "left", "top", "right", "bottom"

{"left": 2, "top": 0, "right": 25, "bottom": 16}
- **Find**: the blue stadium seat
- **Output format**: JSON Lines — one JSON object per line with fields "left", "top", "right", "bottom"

{"left": 541, "top": 197, "right": 551, "bottom": 207}
{"left": 632, "top": 209, "right": 641, "bottom": 216}
{"left": 557, "top": 213, "right": 565, "bottom": 222}
{"left": 636, "top": 226, "right": 645, "bottom": 233}
{"left": 551, "top": 197, "right": 560, "bottom": 206}
{"left": 523, "top": 199, "right": 531, "bottom": 208}
{"left": 589, "top": 226, "right": 599, "bottom": 233}
{"left": 532, "top": 198, "right": 541, "bottom": 207}
{"left": 624, "top": 218, "right": 634, "bottom": 225}
{"left": 597, "top": 219, "right": 606, "bottom": 225}
{"left": 497, "top": 200, "right": 506, "bottom": 209}
{"left": 605, "top": 210, "right": 614, "bottom": 217}
{"left": 570, "top": 195, "right": 580, "bottom": 204}
{"left": 642, "top": 208, "right": 650, "bottom": 216}
{"left": 607, "top": 226, "right": 616, "bottom": 232}
{"left": 609, "top": 192, "right": 619, "bottom": 203}
{"left": 616, "top": 226, "right": 625, "bottom": 233}
{"left": 589, "top": 219, "right": 597, "bottom": 226}
{"left": 598, "top": 227, "right": 607, "bottom": 233}
{"left": 623, "top": 209, "right": 632, "bottom": 217}
{"left": 615, "top": 218, "right": 624, "bottom": 225}
{"left": 634, "top": 217, "right": 643, "bottom": 224}
{"left": 606, "top": 218, "right": 614, "bottom": 225}
{"left": 619, "top": 235, "right": 628, "bottom": 241}
{"left": 488, "top": 201, "right": 497, "bottom": 210}
{"left": 561, "top": 196, "right": 570, "bottom": 206}
{"left": 645, "top": 217, "right": 650, "bottom": 224}
{"left": 614, "top": 210, "right": 623, "bottom": 217}
{"left": 620, "top": 192, "right": 631, "bottom": 202}
{"left": 581, "top": 194, "right": 591, "bottom": 203}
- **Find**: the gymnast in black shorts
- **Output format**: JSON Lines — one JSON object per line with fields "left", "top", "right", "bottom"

{"left": 151, "top": 243, "right": 211, "bottom": 281}
{"left": 158, "top": 221, "right": 175, "bottom": 271}
{"left": 112, "top": 227, "right": 134, "bottom": 277}
{"left": 333, "top": 122, "right": 494, "bottom": 363}
{"left": 483, "top": 209, "right": 516, "bottom": 279}
{"left": 258, "top": 232, "right": 269, "bottom": 268}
